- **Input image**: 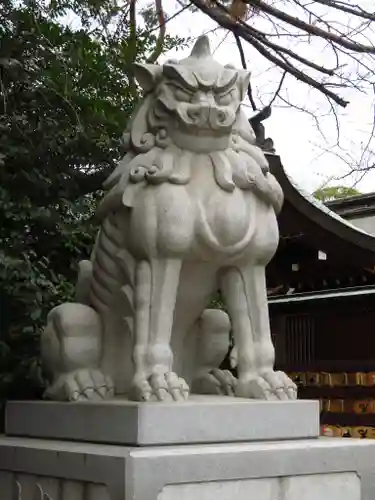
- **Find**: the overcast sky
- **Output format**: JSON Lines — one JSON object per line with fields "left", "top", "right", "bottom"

{"left": 157, "top": 0, "right": 375, "bottom": 194}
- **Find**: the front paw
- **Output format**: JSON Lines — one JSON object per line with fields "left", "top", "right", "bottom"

{"left": 130, "top": 372, "right": 190, "bottom": 402}
{"left": 192, "top": 369, "right": 237, "bottom": 396}
{"left": 236, "top": 370, "right": 297, "bottom": 400}
{"left": 44, "top": 369, "right": 114, "bottom": 402}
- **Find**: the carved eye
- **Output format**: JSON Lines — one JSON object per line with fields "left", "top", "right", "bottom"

{"left": 174, "top": 88, "right": 192, "bottom": 102}
{"left": 216, "top": 89, "right": 234, "bottom": 106}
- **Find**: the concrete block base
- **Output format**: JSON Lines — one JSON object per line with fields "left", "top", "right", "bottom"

{"left": 6, "top": 396, "right": 319, "bottom": 446}
{"left": 2, "top": 398, "right": 375, "bottom": 499}
{"left": 1, "top": 435, "right": 375, "bottom": 500}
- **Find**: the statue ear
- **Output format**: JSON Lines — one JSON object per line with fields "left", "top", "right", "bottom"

{"left": 133, "top": 63, "right": 163, "bottom": 93}
{"left": 240, "top": 70, "right": 251, "bottom": 99}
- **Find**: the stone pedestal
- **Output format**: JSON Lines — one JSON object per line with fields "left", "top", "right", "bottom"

{"left": 2, "top": 397, "right": 375, "bottom": 500}
{"left": 5, "top": 396, "right": 319, "bottom": 445}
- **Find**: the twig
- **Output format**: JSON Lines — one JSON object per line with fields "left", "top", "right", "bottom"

{"left": 242, "top": 0, "right": 375, "bottom": 53}
{"left": 277, "top": 94, "right": 328, "bottom": 141}
{"left": 145, "top": 2, "right": 192, "bottom": 35}
{"left": 213, "top": 31, "right": 230, "bottom": 54}
{"left": 239, "top": 29, "right": 348, "bottom": 106}
{"left": 325, "top": 94, "right": 341, "bottom": 146}
{"left": 312, "top": 0, "right": 375, "bottom": 21}
{"left": 268, "top": 71, "right": 286, "bottom": 106}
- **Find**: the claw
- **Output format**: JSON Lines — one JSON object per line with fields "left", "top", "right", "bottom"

{"left": 84, "top": 387, "right": 95, "bottom": 399}
{"left": 70, "top": 391, "right": 80, "bottom": 402}
{"left": 275, "top": 388, "right": 288, "bottom": 401}
{"left": 171, "top": 388, "right": 183, "bottom": 401}
{"left": 181, "top": 384, "right": 189, "bottom": 400}
{"left": 97, "top": 386, "right": 107, "bottom": 398}
{"left": 44, "top": 369, "right": 114, "bottom": 402}
{"left": 156, "top": 388, "right": 168, "bottom": 401}
{"left": 141, "top": 391, "right": 151, "bottom": 402}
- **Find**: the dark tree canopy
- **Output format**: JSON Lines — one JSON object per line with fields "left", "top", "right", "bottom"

{"left": 0, "top": 0, "right": 185, "bottom": 400}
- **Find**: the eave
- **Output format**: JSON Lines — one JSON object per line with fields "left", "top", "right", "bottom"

{"left": 267, "top": 154, "right": 375, "bottom": 268}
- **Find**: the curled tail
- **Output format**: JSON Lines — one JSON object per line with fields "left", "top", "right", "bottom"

{"left": 77, "top": 214, "right": 135, "bottom": 325}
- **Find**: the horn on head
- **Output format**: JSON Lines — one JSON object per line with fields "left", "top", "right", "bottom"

{"left": 189, "top": 35, "right": 211, "bottom": 59}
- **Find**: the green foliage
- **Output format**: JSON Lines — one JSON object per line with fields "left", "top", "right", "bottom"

{"left": 313, "top": 185, "right": 361, "bottom": 203}
{"left": 0, "top": 0, "right": 185, "bottom": 401}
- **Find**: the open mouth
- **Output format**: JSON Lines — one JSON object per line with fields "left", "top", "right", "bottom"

{"left": 178, "top": 124, "right": 230, "bottom": 137}
{"left": 170, "top": 124, "right": 231, "bottom": 152}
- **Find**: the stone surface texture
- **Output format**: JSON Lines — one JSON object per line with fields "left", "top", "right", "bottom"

{"left": 5, "top": 397, "right": 319, "bottom": 446}
{"left": 1, "top": 472, "right": 110, "bottom": 500}
{"left": 40, "top": 34, "right": 296, "bottom": 403}
{"left": 1, "top": 394, "right": 373, "bottom": 500}
{"left": 159, "top": 474, "right": 360, "bottom": 500}
{"left": 1, "top": 436, "right": 375, "bottom": 500}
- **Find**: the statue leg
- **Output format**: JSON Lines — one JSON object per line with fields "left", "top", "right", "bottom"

{"left": 130, "top": 258, "right": 189, "bottom": 402}
{"left": 130, "top": 260, "right": 153, "bottom": 400}
{"left": 41, "top": 303, "right": 114, "bottom": 401}
{"left": 220, "top": 265, "right": 297, "bottom": 400}
{"left": 191, "top": 309, "right": 237, "bottom": 396}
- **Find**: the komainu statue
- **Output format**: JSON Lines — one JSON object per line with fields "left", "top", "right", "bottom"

{"left": 41, "top": 36, "right": 297, "bottom": 403}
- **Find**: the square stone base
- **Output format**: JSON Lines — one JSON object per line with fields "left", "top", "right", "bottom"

{"left": 1, "top": 435, "right": 375, "bottom": 500}
{"left": 6, "top": 396, "right": 319, "bottom": 446}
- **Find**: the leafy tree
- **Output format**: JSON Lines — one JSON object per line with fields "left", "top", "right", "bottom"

{"left": 313, "top": 185, "right": 361, "bottom": 202}
{"left": 0, "top": 0, "right": 185, "bottom": 402}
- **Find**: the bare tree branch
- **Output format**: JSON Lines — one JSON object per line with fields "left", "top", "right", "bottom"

{"left": 229, "top": 3, "right": 338, "bottom": 75}
{"left": 145, "top": 2, "right": 192, "bottom": 35}
{"left": 213, "top": 30, "right": 231, "bottom": 53}
{"left": 277, "top": 94, "right": 329, "bottom": 141}
{"left": 242, "top": 21, "right": 337, "bottom": 76}
{"left": 189, "top": 0, "right": 350, "bottom": 106}
{"left": 244, "top": 0, "right": 375, "bottom": 52}
{"left": 312, "top": 0, "right": 375, "bottom": 21}
{"left": 123, "top": 0, "right": 375, "bottom": 179}
{"left": 269, "top": 70, "right": 287, "bottom": 106}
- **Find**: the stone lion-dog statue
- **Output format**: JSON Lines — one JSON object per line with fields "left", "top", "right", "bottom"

{"left": 41, "top": 36, "right": 297, "bottom": 403}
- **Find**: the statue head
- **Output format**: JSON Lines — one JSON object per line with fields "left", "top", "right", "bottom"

{"left": 99, "top": 37, "right": 278, "bottom": 214}
{"left": 133, "top": 36, "right": 250, "bottom": 152}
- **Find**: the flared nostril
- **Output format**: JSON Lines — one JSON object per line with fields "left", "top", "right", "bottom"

{"left": 209, "top": 108, "right": 230, "bottom": 128}
{"left": 187, "top": 109, "right": 201, "bottom": 122}
{"left": 217, "top": 111, "right": 226, "bottom": 123}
